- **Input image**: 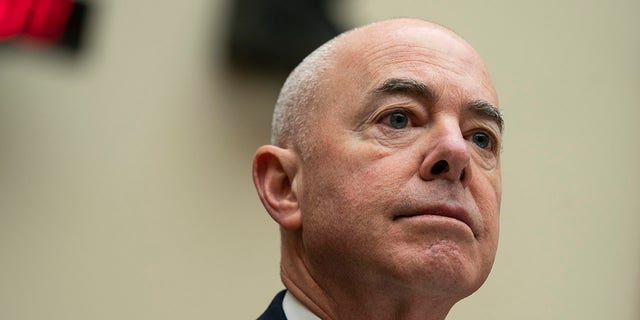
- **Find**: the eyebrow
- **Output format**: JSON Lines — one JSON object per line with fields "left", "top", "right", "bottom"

{"left": 373, "top": 78, "right": 436, "bottom": 100}
{"left": 468, "top": 99, "right": 504, "bottom": 133}
{"left": 369, "top": 78, "right": 504, "bottom": 133}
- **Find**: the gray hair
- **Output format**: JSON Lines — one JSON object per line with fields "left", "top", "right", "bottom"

{"left": 270, "top": 32, "right": 347, "bottom": 154}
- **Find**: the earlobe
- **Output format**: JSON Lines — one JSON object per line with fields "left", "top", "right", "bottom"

{"left": 252, "top": 145, "right": 302, "bottom": 230}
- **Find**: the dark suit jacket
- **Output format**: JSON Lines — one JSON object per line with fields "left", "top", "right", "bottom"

{"left": 257, "top": 290, "right": 287, "bottom": 320}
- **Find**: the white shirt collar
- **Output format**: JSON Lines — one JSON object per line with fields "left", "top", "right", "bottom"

{"left": 282, "top": 290, "right": 321, "bottom": 320}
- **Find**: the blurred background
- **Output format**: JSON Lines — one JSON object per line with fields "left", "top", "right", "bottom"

{"left": 1, "top": 0, "right": 638, "bottom": 319}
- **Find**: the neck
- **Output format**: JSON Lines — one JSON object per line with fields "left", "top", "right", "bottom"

{"left": 279, "top": 233, "right": 458, "bottom": 320}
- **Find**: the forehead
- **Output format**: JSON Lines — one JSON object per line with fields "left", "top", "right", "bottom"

{"left": 320, "top": 23, "right": 497, "bottom": 108}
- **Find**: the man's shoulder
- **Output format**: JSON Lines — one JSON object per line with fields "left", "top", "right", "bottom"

{"left": 257, "top": 290, "right": 287, "bottom": 320}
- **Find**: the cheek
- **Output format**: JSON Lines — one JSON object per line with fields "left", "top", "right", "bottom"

{"left": 316, "top": 140, "right": 413, "bottom": 195}
{"left": 470, "top": 170, "right": 501, "bottom": 246}
{"left": 300, "top": 148, "right": 408, "bottom": 232}
{"left": 300, "top": 134, "right": 421, "bottom": 237}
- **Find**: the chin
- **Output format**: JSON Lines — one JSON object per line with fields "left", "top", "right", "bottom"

{"left": 412, "top": 264, "right": 489, "bottom": 300}
{"left": 389, "top": 240, "right": 492, "bottom": 298}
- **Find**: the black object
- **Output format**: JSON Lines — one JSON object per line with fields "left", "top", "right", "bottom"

{"left": 257, "top": 290, "right": 287, "bottom": 320}
{"left": 227, "top": 0, "right": 343, "bottom": 72}
{"left": 58, "top": 1, "right": 90, "bottom": 53}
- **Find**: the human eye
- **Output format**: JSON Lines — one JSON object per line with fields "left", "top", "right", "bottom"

{"left": 468, "top": 129, "right": 500, "bottom": 153}
{"left": 379, "top": 110, "right": 412, "bottom": 129}
{"left": 471, "top": 131, "right": 492, "bottom": 149}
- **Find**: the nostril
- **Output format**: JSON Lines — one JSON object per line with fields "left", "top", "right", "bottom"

{"left": 431, "top": 160, "right": 449, "bottom": 175}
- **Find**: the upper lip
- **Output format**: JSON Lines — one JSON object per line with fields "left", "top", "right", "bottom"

{"left": 393, "top": 204, "right": 478, "bottom": 237}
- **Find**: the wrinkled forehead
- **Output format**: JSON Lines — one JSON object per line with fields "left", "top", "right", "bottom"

{"left": 322, "top": 21, "right": 497, "bottom": 103}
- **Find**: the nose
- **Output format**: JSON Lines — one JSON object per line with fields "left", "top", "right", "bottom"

{"left": 419, "top": 125, "right": 471, "bottom": 187}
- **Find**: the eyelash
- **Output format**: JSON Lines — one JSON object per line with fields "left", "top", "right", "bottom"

{"left": 377, "top": 109, "right": 418, "bottom": 128}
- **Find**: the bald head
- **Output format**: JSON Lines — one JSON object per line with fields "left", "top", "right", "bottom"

{"left": 271, "top": 18, "right": 496, "bottom": 156}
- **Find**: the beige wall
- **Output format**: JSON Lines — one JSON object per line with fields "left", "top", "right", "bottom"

{"left": 1, "top": 0, "right": 638, "bottom": 319}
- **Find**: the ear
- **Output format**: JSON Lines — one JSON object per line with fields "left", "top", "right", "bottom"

{"left": 252, "top": 145, "right": 302, "bottom": 230}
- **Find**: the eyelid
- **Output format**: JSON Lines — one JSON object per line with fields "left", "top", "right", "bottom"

{"left": 465, "top": 118, "right": 501, "bottom": 139}
{"left": 374, "top": 106, "right": 422, "bottom": 126}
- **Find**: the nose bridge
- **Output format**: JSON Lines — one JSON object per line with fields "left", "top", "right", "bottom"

{"left": 436, "top": 122, "right": 467, "bottom": 155}
{"left": 427, "top": 114, "right": 466, "bottom": 152}
{"left": 419, "top": 117, "right": 471, "bottom": 184}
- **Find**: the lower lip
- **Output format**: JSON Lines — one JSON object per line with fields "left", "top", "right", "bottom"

{"left": 397, "top": 215, "right": 474, "bottom": 235}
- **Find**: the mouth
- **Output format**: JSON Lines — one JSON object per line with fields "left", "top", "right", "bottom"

{"left": 393, "top": 204, "right": 478, "bottom": 237}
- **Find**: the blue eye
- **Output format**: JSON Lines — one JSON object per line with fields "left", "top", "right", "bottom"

{"left": 471, "top": 132, "right": 492, "bottom": 149}
{"left": 387, "top": 111, "right": 409, "bottom": 129}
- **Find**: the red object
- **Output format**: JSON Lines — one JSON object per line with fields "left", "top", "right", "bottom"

{"left": 0, "top": 0, "right": 36, "bottom": 39}
{"left": 0, "top": 0, "right": 73, "bottom": 41}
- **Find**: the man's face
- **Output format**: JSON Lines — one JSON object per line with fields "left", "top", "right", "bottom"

{"left": 296, "top": 23, "right": 502, "bottom": 298}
